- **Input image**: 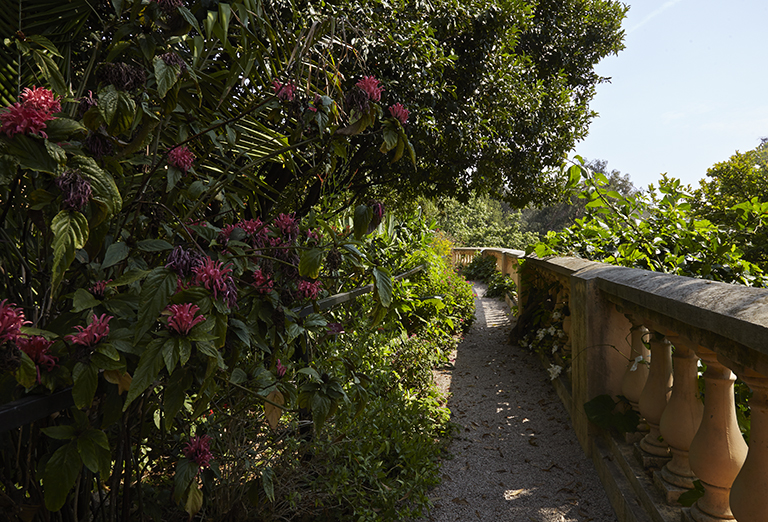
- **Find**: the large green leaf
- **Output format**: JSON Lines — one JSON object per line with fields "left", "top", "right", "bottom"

{"left": 123, "top": 338, "right": 164, "bottom": 411}
{"left": 43, "top": 441, "right": 81, "bottom": 512}
{"left": 72, "top": 361, "right": 98, "bottom": 410}
{"left": 153, "top": 56, "right": 179, "bottom": 98}
{"left": 77, "top": 429, "right": 111, "bottom": 478}
{"left": 134, "top": 268, "right": 177, "bottom": 344}
{"left": 51, "top": 210, "right": 89, "bottom": 292}
{"left": 373, "top": 266, "right": 393, "bottom": 308}
{"left": 3, "top": 135, "right": 60, "bottom": 173}
{"left": 68, "top": 156, "right": 123, "bottom": 218}
{"left": 298, "top": 248, "right": 323, "bottom": 279}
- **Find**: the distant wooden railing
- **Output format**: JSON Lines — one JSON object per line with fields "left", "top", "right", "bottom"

{"left": 452, "top": 247, "right": 768, "bottom": 522}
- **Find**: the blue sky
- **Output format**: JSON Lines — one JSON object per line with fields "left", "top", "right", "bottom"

{"left": 574, "top": 0, "right": 768, "bottom": 191}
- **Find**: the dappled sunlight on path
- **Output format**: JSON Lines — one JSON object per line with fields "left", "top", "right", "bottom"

{"left": 423, "top": 283, "right": 616, "bottom": 522}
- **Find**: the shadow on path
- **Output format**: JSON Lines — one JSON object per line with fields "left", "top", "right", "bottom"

{"left": 423, "top": 283, "right": 617, "bottom": 522}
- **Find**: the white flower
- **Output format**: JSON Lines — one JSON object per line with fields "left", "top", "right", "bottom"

{"left": 551, "top": 344, "right": 559, "bottom": 354}
{"left": 547, "top": 326, "right": 556, "bottom": 335}
{"left": 630, "top": 355, "right": 645, "bottom": 372}
{"left": 547, "top": 364, "right": 563, "bottom": 381}
{"left": 536, "top": 329, "right": 546, "bottom": 340}
{"left": 552, "top": 311, "right": 562, "bottom": 321}
{"left": 558, "top": 330, "right": 566, "bottom": 338}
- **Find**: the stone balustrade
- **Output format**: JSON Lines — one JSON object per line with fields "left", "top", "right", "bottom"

{"left": 452, "top": 247, "right": 768, "bottom": 522}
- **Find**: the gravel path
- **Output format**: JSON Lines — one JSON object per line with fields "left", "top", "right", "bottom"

{"left": 422, "top": 283, "right": 617, "bottom": 522}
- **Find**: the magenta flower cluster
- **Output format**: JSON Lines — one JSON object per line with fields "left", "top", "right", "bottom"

{"left": 193, "top": 257, "right": 237, "bottom": 308}
{"left": 388, "top": 103, "right": 409, "bottom": 124}
{"left": 166, "top": 303, "right": 206, "bottom": 336}
{"left": 275, "top": 359, "right": 287, "bottom": 378}
{"left": 272, "top": 80, "right": 296, "bottom": 102}
{"left": 297, "top": 280, "right": 322, "bottom": 300}
{"left": 168, "top": 145, "right": 195, "bottom": 173}
{"left": 183, "top": 435, "right": 213, "bottom": 467}
{"left": 66, "top": 314, "right": 112, "bottom": 348}
{"left": 356, "top": 76, "right": 383, "bottom": 102}
{"left": 252, "top": 269, "right": 274, "bottom": 294}
{"left": 90, "top": 280, "right": 112, "bottom": 300}
{"left": 0, "top": 300, "right": 28, "bottom": 344}
{"left": 0, "top": 86, "right": 61, "bottom": 139}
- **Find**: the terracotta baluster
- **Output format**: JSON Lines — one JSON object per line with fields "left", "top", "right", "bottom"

{"left": 658, "top": 334, "right": 703, "bottom": 490}
{"left": 638, "top": 332, "right": 673, "bottom": 457}
{"left": 729, "top": 367, "right": 768, "bottom": 521}
{"left": 621, "top": 318, "right": 650, "bottom": 413}
{"left": 688, "top": 349, "right": 747, "bottom": 522}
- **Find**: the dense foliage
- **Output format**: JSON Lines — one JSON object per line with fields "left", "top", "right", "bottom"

{"left": 428, "top": 194, "right": 539, "bottom": 248}
{"left": 1, "top": 0, "right": 628, "bottom": 209}
{"left": 0, "top": 0, "right": 483, "bottom": 520}
{"left": 530, "top": 161, "right": 767, "bottom": 287}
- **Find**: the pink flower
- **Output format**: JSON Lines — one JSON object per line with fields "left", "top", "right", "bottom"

{"left": 166, "top": 303, "right": 206, "bottom": 336}
{"left": 20, "top": 86, "right": 61, "bottom": 114}
{"left": 168, "top": 145, "right": 195, "bottom": 173}
{"left": 1, "top": 103, "right": 53, "bottom": 138}
{"left": 272, "top": 213, "right": 299, "bottom": 241}
{"left": 272, "top": 80, "right": 296, "bottom": 102}
{"left": 193, "top": 257, "right": 235, "bottom": 303}
{"left": 0, "top": 87, "right": 60, "bottom": 139}
{"left": 90, "top": 279, "right": 112, "bottom": 300}
{"left": 388, "top": 103, "right": 409, "bottom": 124}
{"left": 252, "top": 269, "right": 274, "bottom": 294}
{"left": 275, "top": 359, "right": 286, "bottom": 378}
{"left": 17, "top": 336, "right": 57, "bottom": 382}
{"left": 0, "top": 300, "right": 28, "bottom": 344}
{"left": 183, "top": 435, "right": 213, "bottom": 467}
{"left": 66, "top": 314, "right": 112, "bottom": 348}
{"left": 356, "top": 76, "right": 383, "bottom": 102}
{"left": 297, "top": 280, "right": 322, "bottom": 300}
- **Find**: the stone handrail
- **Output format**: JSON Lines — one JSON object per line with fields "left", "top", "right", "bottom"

{"left": 452, "top": 247, "right": 768, "bottom": 522}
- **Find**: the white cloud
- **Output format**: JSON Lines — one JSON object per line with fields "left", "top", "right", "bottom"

{"left": 628, "top": 0, "right": 686, "bottom": 34}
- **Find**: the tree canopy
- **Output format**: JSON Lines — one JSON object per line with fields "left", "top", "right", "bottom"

{"left": 1, "top": 0, "right": 628, "bottom": 211}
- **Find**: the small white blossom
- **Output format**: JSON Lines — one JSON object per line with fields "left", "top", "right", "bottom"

{"left": 536, "top": 329, "right": 546, "bottom": 340}
{"left": 552, "top": 311, "right": 562, "bottom": 321}
{"left": 547, "top": 326, "right": 556, "bottom": 335}
{"left": 630, "top": 355, "right": 645, "bottom": 372}
{"left": 551, "top": 344, "right": 559, "bottom": 354}
{"left": 558, "top": 330, "right": 566, "bottom": 338}
{"left": 547, "top": 364, "right": 563, "bottom": 381}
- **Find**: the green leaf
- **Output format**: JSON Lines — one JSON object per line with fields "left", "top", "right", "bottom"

{"left": 99, "top": 85, "right": 136, "bottom": 136}
{"left": 110, "top": 268, "right": 150, "bottom": 286}
{"left": 31, "top": 49, "right": 67, "bottom": 97}
{"left": 77, "top": 429, "right": 111, "bottom": 477}
{"left": 229, "top": 368, "right": 247, "bottom": 384}
{"left": 123, "top": 339, "right": 165, "bottom": 411}
{"left": 102, "top": 242, "right": 130, "bottom": 269}
{"left": 4, "top": 135, "right": 59, "bottom": 173}
{"left": 173, "top": 458, "right": 199, "bottom": 503}
{"left": 43, "top": 442, "right": 81, "bottom": 511}
{"left": 45, "top": 118, "right": 87, "bottom": 142}
{"left": 373, "top": 266, "right": 393, "bottom": 308}
{"left": 164, "top": 368, "right": 192, "bottom": 428}
{"left": 51, "top": 211, "right": 89, "bottom": 292}
{"left": 298, "top": 248, "right": 323, "bottom": 279}
{"left": 261, "top": 466, "right": 275, "bottom": 503}
{"left": 678, "top": 480, "right": 705, "bottom": 507}
{"left": 72, "top": 288, "right": 100, "bottom": 313}
{"left": 353, "top": 204, "right": 372, "bottom": 240}
{"left": 134, "top": 268, "right": 177, "bottom": 344}
{"left": 68, "top": 155, "right": 123, "bottom": 219}
{"left": 15, "top": 351, "right": 37, "bottom": 388}
{"left": 185, "top": 485, "right": 203, "bottom": 519}
{"left": 153, "top": 56, "right": 180, "bottom": 99}
{"left": 41, "top": 425, "right": 78, "bottom": 440}
{"left": 137, "top": 239, "right": 174, "bottom": 252}
{"left": 72, "top": 362, "right": 99, "bottom": 410}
